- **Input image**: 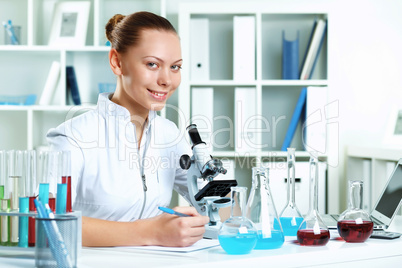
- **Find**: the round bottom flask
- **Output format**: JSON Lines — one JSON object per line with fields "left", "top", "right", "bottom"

{"left": 297, "top": 156, "right": 330, "bottom": 246}
{"left": 337, "top": 180, "right": 373, "bottom": 242}
{"left": 218, "top": 186, "right": 257, "bottom": 255}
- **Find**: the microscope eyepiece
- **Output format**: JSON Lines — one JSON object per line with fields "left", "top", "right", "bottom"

{"left": 187, "top": 124, "right": 206, "bottom": 148}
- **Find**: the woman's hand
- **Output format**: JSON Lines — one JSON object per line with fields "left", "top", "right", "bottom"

{"left": 147, "top": 206, "right": 209, "bottom": 247}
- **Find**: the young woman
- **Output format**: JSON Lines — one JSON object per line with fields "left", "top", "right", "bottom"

{"left": 47, "top": 11, "right": 209, "bottom": 247}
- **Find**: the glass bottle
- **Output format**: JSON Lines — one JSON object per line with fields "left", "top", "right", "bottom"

{"left": 337, "top": 180, "right": 373, "bottom": 242}
{"left": 246, "top": 167, "right": 284, "bottom": 249}
{"left": 297, "top": 156, "right": 330, "bottom": 246}
{"left": 279, "top": 148, "right": 303, "bottom": 236}
{"left": 218, "top": 186, "right": 257, "bottom": 255}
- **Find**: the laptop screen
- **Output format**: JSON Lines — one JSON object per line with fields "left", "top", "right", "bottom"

{"left": 373, "top": 162, "right": 402, "bottom": 218}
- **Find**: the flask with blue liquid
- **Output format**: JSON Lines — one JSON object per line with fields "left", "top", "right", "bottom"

{"left": 218, "top": 186, "right": 257, "bottom": 255}
{"left": 279, "top": 148, "right": 304, "bottom": 236}
{"left": 246, "top": 167, "right": 284, "bottom": 249}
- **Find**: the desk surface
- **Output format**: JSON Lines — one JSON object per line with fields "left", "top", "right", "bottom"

{"left": 2, "top": 216, "right": 402, "bottom": 268}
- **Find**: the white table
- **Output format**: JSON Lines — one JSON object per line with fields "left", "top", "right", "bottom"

{"left": 2, "top": 216, "right": 402, "bottom": 267}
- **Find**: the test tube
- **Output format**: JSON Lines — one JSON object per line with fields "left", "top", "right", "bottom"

{"left": 60, "top": 151, "right": 72, "bottom": 212}
{"left": 0, "top": 150, "right": 6, "bottom": 199}
{"left": 38, "top": 151, "right": 50, "bottom": 206}
{"left": 18, "top": 197, "right": 29, "bottom": 248}
{"left": 1, "top": 199, "right": 10, "bottom": 246}
{"left": 7, "top": 150, "right": 23, "bottom": 246}
{"left": 56, "top": 183, "right": 67, "bottom": 214}
{"left": 24, "top": 150, "right": 37, "bottom": 247}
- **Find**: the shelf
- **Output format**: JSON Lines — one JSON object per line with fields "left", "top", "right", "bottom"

{"left": 0, "top": 105, "right": 96, "bottom": 112}
{"left": 190, "top": 79, "right": 328, "bottom": 87}
{"left": 347, "top": 145, "right": 402, "bottom": 162}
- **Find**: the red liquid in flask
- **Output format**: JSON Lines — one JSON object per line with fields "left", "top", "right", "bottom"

{"left": 337, "top": 220, "right": 373, "bottom": 242}
{"left": 297, "top": 229, "right": 330, "bottom": 246}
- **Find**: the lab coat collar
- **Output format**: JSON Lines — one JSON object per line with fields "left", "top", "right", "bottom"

{"left": 97, "top": 92, "right": 156, "bottom": 133}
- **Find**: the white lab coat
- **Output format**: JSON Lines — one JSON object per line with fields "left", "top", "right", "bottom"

{"left": 46, "top": 93, "right": 192, "bottom": 221}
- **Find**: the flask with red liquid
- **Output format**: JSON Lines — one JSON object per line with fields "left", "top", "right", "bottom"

{"left": 297, "top": 156, "right": 330, "bottom": 246}
{"left": 337, "top": 180, "right": 373, "bottom": 242}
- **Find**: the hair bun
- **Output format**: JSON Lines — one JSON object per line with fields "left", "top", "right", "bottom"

{"left": 105, "top": 14, "right": 125, "bottom": 42}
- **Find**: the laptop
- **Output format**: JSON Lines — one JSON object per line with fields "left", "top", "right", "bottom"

{"left": 323, "top": 158, "right": 402, "bottom": 230}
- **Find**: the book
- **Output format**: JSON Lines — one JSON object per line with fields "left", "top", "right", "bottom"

{"left": 303, "top": 86, "right": 328, "bottom": 153}
{"left": 39, "top": 61, "right": 61, "bottom": 105}
{"left": 66, "top": 66, "right": 81, "bottom": 105}
{"left": 233, "top": 16, "right": 255, "bottom": 81}
{"left": 299, "top": 18, "right": 327, "bottom": 80}
{"left": 235, "top": 87, "right": 257, "bottom": 152}
{"left": 190, "top": 18, "right": 210, "bottom": 81}
{"left": 281, "top": 18, "right": 327, "bottom": 150}
{"left": 281, "top": 88, "right": 307, "bottom": 151}
{"left": 282, "top": 31, "right": 299, "bottom": 79}
{"left": 191, "top": 87, "right": 214, "bottom": 149}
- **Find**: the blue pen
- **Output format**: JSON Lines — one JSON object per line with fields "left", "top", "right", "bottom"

{"left": 158, "top": 206, "right": 191, "bottom": 217}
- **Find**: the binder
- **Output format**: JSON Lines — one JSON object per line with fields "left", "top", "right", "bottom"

{"left": 282, "top": 31, "right": 299, "bottom": 80}
{"left": 66, "top": 66, "right": 81, "bottom": 105}
{"left": 235, "top": 87, "right": 257, "bottom": 152}
{"left": 191, "top": 87, "right": 214, "bottom": 149}
{"left": 281, "top": 88, "right": 306, "bottom": 151}
{"left": 281, "top": 18, "right": 327, "bottom": 150}
{"left": 233, "top": 16, "right": 255, "bottom": 81}
{"left": 190, "top": 18, "right": 210, "bottom": 81}
{"left": 39, "top": 61, "right": 61, "bottom": 105}
{"left": 299, "top": 18, "right": 327, "bottom": 80}
{"left": 303, "top": 86, "right": 328, "bottom": 153}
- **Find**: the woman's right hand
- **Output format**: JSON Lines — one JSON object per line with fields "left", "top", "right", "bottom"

{"left": 145, "top": 206, "right": 210, "bottom": 247}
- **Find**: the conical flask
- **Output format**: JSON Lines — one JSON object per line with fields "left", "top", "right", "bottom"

{"left": 337, "top": 180, "right": 373, "bottom": 242}
{"left": 297, "top": 156, "right": 330, "bottom": 246}
{"left": 218, "top": 186, "right": 257, "bottom": 254}
{"left": 246, "top": 167, "right": 284, "bottom": 249}
{"left": 279, "top": 148, "right": 303, "bottom": 236}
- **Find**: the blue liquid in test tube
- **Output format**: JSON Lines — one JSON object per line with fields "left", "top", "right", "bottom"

{"left": 18, "top": 197, "right": 29, "bottom": 247}
{"left": 56, "top": 183, "right": 67, "bottom": 214}
{"left": 39, "top": 183, "right": 49, "bottom": 206}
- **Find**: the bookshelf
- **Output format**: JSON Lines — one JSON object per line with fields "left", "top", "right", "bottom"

{"left": 177, "top": 3, "right": 329, "bottom": 206}
{"left": 0, "top": 0, "right": 168, "bottom": 150}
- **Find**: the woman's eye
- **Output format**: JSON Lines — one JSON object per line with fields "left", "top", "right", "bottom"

{"left": 147, "top": 62, "right": 158, "bottom": 68}
{"left": 171, "top": 65, "right": 182, "bottom": 71}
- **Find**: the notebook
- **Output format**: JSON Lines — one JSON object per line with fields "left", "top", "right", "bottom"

{"left": 323, "top": 158, "right": 402, "bottom": 230}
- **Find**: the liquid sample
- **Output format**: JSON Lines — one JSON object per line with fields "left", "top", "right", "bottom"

{"left": 337, "top": 220, "right": 374, "bottom": 242}
{"left": 255, "top": 230, "right": 284, "bottom": 250}
{"left": 62, "top": 176, "right": 72, "bottom": 212}
{"left": 218, "top": 233, "right": 257, "bottom": 254}
{"left": 49, "top": 197, "right": 56, "bottom": 212}
{"left": 280, "top": 217, "right": 304, "bottom": 236}
{"left": 297, "top": 229, "right": 330, "bottom": 246}
{"left": 28, "top": 196, "right": 36, "bottom": 247}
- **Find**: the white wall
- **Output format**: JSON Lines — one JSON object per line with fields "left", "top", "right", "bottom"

{"left": 166, "top": 0, "right": 402, "bottom": 212}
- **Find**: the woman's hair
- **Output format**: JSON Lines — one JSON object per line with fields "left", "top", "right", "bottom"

{"left": 105, "top": 11, "right": 177, "bottom": 53}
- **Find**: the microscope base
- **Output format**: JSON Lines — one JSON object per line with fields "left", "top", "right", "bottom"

{"left": 203, "top": 224, "right": 221, "bottom": 239}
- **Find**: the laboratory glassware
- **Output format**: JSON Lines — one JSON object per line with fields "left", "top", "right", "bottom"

{"left": 297, "top": 156, "right": 330, "bottom": 246}
{"left": 279, "top": 148, "right": 303, "bottom": 236}
{"left": 7, "top": 150, "right": 23, "bottom": 246}
{"left": 218, "top": 186, "right": 257, "bottom": 254}
{"left": 60, "top": 151, "right": 72, "bottom": 212}
{"left": 337, "top": 180, "right": 373, "bottom": 242}
{"left": 24, "top": 150, "right": 37, "bottom": 247}
{"left": 246, "top": 167, "right": 284, "bottom": 249}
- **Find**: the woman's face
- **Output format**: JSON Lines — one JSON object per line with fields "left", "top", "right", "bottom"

{"left": 119, "top": 29, "right": 182, "bottom": 112}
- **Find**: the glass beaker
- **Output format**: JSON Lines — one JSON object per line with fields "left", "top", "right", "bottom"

{"left": 337, "top": 180, "right": 373, "bottom": 242}
{"left": 297, "top": 156, "right": 330, "bottom": 246}
{"left": 246, "top": 167, "right": 284, "bottom": 249}
{"left": 218, "top": 186, "right": 257, "bottom": 255}
{"left": 279, "top": 148, "right": 303, "bottom": 236}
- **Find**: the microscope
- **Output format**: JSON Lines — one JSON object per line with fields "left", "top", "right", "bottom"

{"left": 180, "top": 124, "right": 237, "bottom": 239}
